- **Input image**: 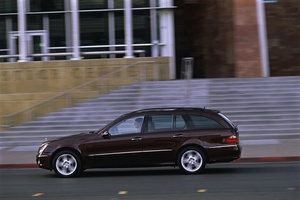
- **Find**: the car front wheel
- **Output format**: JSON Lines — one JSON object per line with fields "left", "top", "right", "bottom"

{"left": 178, "top": 147, "right": 206, "bottom": 174}
{"left": 53, "top": 150, "right": 82, "bottom": 178}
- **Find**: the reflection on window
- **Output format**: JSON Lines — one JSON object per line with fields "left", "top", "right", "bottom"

{"left": 109, "top": 116, "right": 144, "bottom": 135}
{"left": 189, "top": 115, "right": 223, "bottom": 129}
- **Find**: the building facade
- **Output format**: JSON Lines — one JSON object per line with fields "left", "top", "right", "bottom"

{"left": 0, "top": 0, "right": 299, "bottom": 78}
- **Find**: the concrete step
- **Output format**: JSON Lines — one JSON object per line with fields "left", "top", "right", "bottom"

{"left": 1, "top": 76, "right": 299, "bottom": 143}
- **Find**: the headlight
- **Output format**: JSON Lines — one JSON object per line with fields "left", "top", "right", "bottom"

{"left": 38, "top": 143, "right": 48, "bottom": 155}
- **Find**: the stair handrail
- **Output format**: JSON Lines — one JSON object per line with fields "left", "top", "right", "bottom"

{"left": 0, "top": 60, "right": 159, "bottom": 128}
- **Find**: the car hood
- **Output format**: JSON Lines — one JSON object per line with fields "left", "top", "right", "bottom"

{"left": 48, "top": 132, "right": 97, "bottom": 143}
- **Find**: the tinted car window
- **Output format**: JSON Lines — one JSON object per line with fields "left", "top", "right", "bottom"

{"left": 109, "top": 116, "right": 144, "bottom": 135}
{"left": 189, "top": 115, "right": 223, "bottom": 129}
{"left": 174, "top": 115, "right": 186, "bottom": 130}
{"left": 148, "top": 115, "right": 173, "bottom": 132}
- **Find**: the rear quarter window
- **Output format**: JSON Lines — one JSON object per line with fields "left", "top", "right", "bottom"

{"left": 188, "top": 115, "right": 224, "bottom": 129}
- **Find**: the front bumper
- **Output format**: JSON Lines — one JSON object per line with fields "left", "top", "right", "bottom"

{"left": 36, "top": 154, "right": 52, "bottom": 170}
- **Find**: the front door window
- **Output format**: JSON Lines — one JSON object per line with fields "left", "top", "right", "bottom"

{"left": 108, "top": 116, "right": 145, "bottom": 135}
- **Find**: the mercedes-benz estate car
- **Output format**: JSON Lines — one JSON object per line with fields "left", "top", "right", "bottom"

{"left": 36, "top": 107, "right": 241, "bottom": 177}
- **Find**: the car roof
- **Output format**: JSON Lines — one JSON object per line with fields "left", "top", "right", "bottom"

{"left": 128, "top": 107, "right": 220, "bottom": 115}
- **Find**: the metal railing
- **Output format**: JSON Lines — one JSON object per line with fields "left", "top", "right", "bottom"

{"left": 0, "top": 61, "right": 159, "bottom": 129}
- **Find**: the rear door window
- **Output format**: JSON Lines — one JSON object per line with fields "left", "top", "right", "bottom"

{"left": 188, "top": 115, "right": 224, "bottom": 129}
{"left": 146, "top": 114, "right": 188, "bottom": 132}
{"left": 149, "top": 115, "right": 173, "bottom": 132}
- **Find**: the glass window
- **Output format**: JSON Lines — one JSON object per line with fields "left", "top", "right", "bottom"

{"left": 0, "top": 0, "right": 17, "bottom": 13}
{"left": 0, "top": 16, "right": 7, "bottom": 51}
{"left": 79, "top": 0, "right": 107, "bottom": 10}
{"left": 115, "top": 11, "right": 125, "bottom": 44}
{"left": 133, "top": 10, "right": 151, "bottom": 44}
{"left": 80, "top": 12, "right": 109, "bottom": 46}
{"left": 189, "top": 115, "right": 224, "bottom": 129}
{"left": 114, "top": 0, "right": 124, "bottom": 8}
{"left": 27, "top": 15, "right": 43, "bottom": 30}
{"left": 174, "top": 115, "right": 187, "bottom": 130}
{"left": 29, "top": 0, "right": 64, "bottom": 12}
{"left": 132, "top": 0, "right": 150, "bottom": 8}
{"left": 49, "top": 14, "right": 65, "bottom": 47}
{"left": 109, "top": 116, "right": 144, "bottom": 135}
{"left": 149, "top": 115, "right": 173, "bottom": 132}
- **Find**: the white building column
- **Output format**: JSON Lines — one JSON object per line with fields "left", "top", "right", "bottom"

{"left": 124, "top": 0, "right": 134, "bottom": 58}
{"left": 70, "top": 0, "right": 80, "bottom": 60}
{"left": 17, "top": 0, "right": 27, "bottom": 62}
{"left": 256, "top": 0, "right": 270, "bottom": 77}
{"left": 159, "top": 0, "right": 175, "bottom": 79}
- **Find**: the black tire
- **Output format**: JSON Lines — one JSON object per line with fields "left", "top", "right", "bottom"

{"left": 177, "top": 147, "right": 206, "bottom": 174}
{"left": 52, "top": 150, "right": 82, "bottom": 178}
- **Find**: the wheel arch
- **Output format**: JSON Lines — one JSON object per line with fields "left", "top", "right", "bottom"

{"left": 51, "top": 147, "right": 84, "bottom": 170}
{"left": 175, "top": 144, "right": 208, "bottom": 165}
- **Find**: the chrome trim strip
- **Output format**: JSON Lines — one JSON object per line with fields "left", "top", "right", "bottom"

{"left": 144, "top": 149, "right": 172, "bottom": 153}
{"left": 88, "top": 149, "right": 172, "bottom": 157}
{"left": 208, "top": 145, "right": 238, "bottom": 149}
{"left": 89, "top": 151, "right": 143, "bottom": 157}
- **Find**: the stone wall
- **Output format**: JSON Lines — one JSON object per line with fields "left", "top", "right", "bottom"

{"left": 175, "top": 0, "right": 300, "bottom": 78}
{"left": 174, "top": 0, "right": 261, "bottom": 78}
{"left": 265, "top": 0, "right": 300, "bottom": 76}
{"left": 0, "top": 57, "right": 170, "bottom": 128}
{"left": 232, "top": 0, "right": 262, "bottom": 77}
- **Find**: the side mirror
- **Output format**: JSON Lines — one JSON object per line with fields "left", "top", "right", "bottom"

{"left": 101, "top": 131, "right": 111, "bottom": 139}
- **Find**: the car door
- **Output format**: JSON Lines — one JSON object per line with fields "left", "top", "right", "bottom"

{"left": 84, "top": 116, "right": 145, "bottom": 167}
{"left": 141, "top": 114, "right": 191, "bottom": 165}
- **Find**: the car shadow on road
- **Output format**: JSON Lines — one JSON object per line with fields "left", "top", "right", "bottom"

{"left": 63, "top": 166, "right": 241, "bottom": 178}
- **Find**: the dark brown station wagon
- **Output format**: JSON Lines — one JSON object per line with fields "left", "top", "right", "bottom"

{"left": 36, "top": 107, "right": 241, "bottom": 177}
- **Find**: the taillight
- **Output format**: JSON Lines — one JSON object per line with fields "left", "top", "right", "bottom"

{"left": 224, "top": 134, "right": 238, "bottom": 144}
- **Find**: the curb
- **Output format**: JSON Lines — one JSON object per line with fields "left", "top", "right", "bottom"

{"left": 233, "top": 156, "right": 300, "bottom": 163}
{"left": 0, "top": 157, "right": 299, "bottom": 169}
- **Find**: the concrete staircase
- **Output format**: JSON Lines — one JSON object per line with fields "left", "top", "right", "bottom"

{"left": 0, "top": 76, "right": 299, "bottom": 150}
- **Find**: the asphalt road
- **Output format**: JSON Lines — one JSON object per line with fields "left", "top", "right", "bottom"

{"left": 0, "top": 162, "right": 299, "bottom": 200}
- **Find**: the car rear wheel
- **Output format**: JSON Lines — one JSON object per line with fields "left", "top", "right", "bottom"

{"left": 53, "top": 150, "right": 82, "bottom": 178}
{"left": 178, "top": 147, "right": 206, "bottom": 174}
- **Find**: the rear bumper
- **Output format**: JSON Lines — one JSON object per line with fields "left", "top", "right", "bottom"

{"left": 206, "top": 144, "right": 242, "bottom": 163}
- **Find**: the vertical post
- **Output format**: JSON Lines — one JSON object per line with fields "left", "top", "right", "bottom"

{"left": 256, "top": 0, "right": 270, "bottom": 77}
{"left": 17, "top": 0, "right": 27, "bottom": 62}
{"left": 70, "top": 0, "right": 80, "bottom": 60}
{"left": 65, "top": 0, "right": 72, "bottom": 60}
{"left": 108, "top": 0, "right": 116, "bottom": 58}
{"left": 150, "top": 0, "right": 158, "bottom": 57}
{"left": 124, "top": 0, "right": 134, "bottom": 58}
{"left": 42, "top": 15, "right": 49, "bottom": 61}
{"left": 159, "top": 0, "right": 175, "bottom": 79}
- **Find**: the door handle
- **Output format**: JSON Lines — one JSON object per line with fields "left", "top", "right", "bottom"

{"left": 131, "top": 137, "right": 142, "bottom": 141}
{"left": 173, "top": 134, "right": 183, "bottom": 138}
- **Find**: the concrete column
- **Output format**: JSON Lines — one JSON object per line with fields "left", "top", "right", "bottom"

{"left": 256, "top": 0, "right": 270, "bottom": 77}
{"left": 159, "top": 0, "right": 175, "bottom": 79}
{"left": 124, "top": 0, "right": 134, "bottom": 58}
{"left": 70, "top": 0, "right": 80, "bottom": 60}
{"left": 17, "top": 0, "right": 27, "bottom": 62}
